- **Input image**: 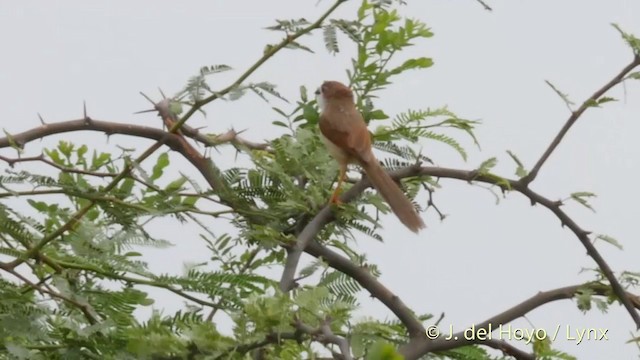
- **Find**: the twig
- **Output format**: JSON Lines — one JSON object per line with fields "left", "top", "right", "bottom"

{"left": 423, "top": 183, "right": 446, "bottom": 221}
{"left": 474, "top": 0, "right": 493, "bottom": 11}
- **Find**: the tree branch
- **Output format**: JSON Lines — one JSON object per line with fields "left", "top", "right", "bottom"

{"left": 0, "top": 262, "right": 100, "bottom": 325}
{"left": 400, "top": 283, "right": 639, "bottom": 358}
{"left": 305, "top": 240, "right": 426, "bottom": 339}
{"left": 280, "top": 164, "right": 640, "bottom": 331}
{"left": 293, "top": 316, "right": 353, "bottom": 360}
{"left": 0, "top": 118, "right": 268, "bottom": 153}
{"left": 523, "top": 55, "right": 640, "bottom": 184}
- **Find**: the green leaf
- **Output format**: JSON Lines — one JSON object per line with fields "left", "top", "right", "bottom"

{"left": 250, "top": 82, "right": 289, "bottom": 103}
{"left": 199, "top": 64, "right": 232, "bottom": 75}
{"left": 91, "top": 150, "right": 111, "bottom": 170}
{"left": 594, "top": 234, "right": 623, "bottom": 250}
{"left": 58, "top": 140, "right": 74, "bottom": 158}
{"left": 181, "top": 195, "right": 199, "bottom": 207}
{"left": 612, "top": 23, "right": 640, "bottom": 55}
{"left": 2, "top": 129, "right": 21, "bottom": 153}
{"left": 570, "top": 191, "right": 596, "bottom": 212}
{"left": 367, "top": 109, "right": 389, "bottom": 120}
{"left": 585, "top": 96, "right": 617, "bottom": 108}
{"left": 366, "top": 341, "right": 403, "bottom": 360}
{"left": 117, "top": 178, "right": 135, "bottom": 199}
{"left": 477, "top": 157, "right": 497, "bottom": 174}
{"left": 165, "top": 177, "right": 188, "bottom": 193}
{"left": 506, "top": 150, "right": 528, "bottom": 178}
{"left": 151, "top": 153, "right": 170, "bottom": 181}
{"left": 576, "top": 287, "right": 594, "bottom": 312}
{"left": 27, "top": 199, "right": 49, "bottom": 212}
{"left": 302, "top": 103, "right": 319, "bottom": 125}
{"left": 627, "top": 71, "right": 640, "bottom": 80}
{"left": 77, "top": 144, "right": 88, "bottom": 158}
{"left": 45, "top": 149, "right": 63, "bottom": 165}
{"left": 390, "top": 57, "right": 433, "bottom": 75}
{"left": 299, "top": 85, "right": 308, "bottom": 102}
{"left": 272, "top": 120, "right": 289, "bottom": 128}
{"left": 285, "top": 41, "right": 315, "bottom": 53}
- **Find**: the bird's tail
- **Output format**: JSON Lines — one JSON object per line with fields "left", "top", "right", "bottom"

{"left": 361, "top": 160, "right": 426, "bottom": 233}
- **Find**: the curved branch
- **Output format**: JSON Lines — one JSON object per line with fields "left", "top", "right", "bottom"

{"left": 305, "top": 240, "right": 426, "bottom": 338}
{"left": 483, "top": 339, "right": 534, "bottom": 360}
{"left": 400, "top": 283, "right": 640, "bottom": 358}
{"left": 0, "top": 118, "right": 267, "bottom": 153}
{"left": 523, "top": 55, "right": 640, "bottom": 184}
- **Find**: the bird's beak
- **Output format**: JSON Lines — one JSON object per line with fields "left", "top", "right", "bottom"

{"left": 314, "top": 88, "right": 321, "bottom": 95}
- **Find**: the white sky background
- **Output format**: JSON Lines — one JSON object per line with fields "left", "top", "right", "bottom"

{"left": 1, "top": 0, "right": 639, "bottom": 358}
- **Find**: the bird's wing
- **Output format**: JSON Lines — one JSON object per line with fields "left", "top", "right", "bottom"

{"left": 319, "top": 108, "right": 373, "bottom": 163}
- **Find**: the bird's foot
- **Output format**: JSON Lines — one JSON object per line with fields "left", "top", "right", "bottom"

{"left": 329, "top": 196, "right": 343, "bottom": 205}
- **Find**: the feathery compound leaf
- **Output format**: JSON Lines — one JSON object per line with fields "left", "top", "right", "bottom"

{"left": 249, "top": 82, "right": 289, "bottom": 103}
{"left": 331, "top": 19, "right": 362, "bottom": 43}
{"left": 265, "top": 18, "right": 310, "bottom": 33}
{"left": 424, "top": 131, "right": 468, "bottom": 160}
{"left": 323, "top": 24, "right": 339, "bottom": 54}
{"left": 199, "top": 64, "right": 232, "bottom": 75}
{"left": 477, "top": 157, "right": 497, "bottom": 175}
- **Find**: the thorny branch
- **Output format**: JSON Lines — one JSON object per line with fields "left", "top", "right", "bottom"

{"left": 0, "top": 7, "right": 638, "bottom": 360}
{"left": 279, "top": 54, "right": 640, "bottom": 332}
{"left": 401, "top": 283, "right": 640, "bottom": 358}
{"left": 523, "top": 55, "right": 640, "bottom": 184}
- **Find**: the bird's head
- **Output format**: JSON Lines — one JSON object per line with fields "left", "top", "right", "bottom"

{"left": 315, "top": 81, "right": 354, "bottom": 112}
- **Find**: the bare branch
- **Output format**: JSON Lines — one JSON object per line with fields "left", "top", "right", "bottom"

{"left": 400, "top": 283, "right": 639, "bottom": 358}
{"left": 523, "top": 56, "right": 640, "bottom": 184}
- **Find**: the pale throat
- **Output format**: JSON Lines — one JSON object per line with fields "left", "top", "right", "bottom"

{"left": 316, "top": 93, "right": 349, "bottom": 114}
{"left": 316, "top": 92, "right": 327, "bottom": 113}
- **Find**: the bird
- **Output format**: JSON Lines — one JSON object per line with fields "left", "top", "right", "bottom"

{"left": 315, "top": 80, "right": 426, "bottom": 233}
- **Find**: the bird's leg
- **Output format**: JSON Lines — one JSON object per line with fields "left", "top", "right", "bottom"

{"left": 329, "top": 164, "right": 347, "bottom": 205}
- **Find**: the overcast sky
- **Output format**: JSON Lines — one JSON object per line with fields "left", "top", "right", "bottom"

{"left": 1, "top": 1, "right": 639, "bottom": 358}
